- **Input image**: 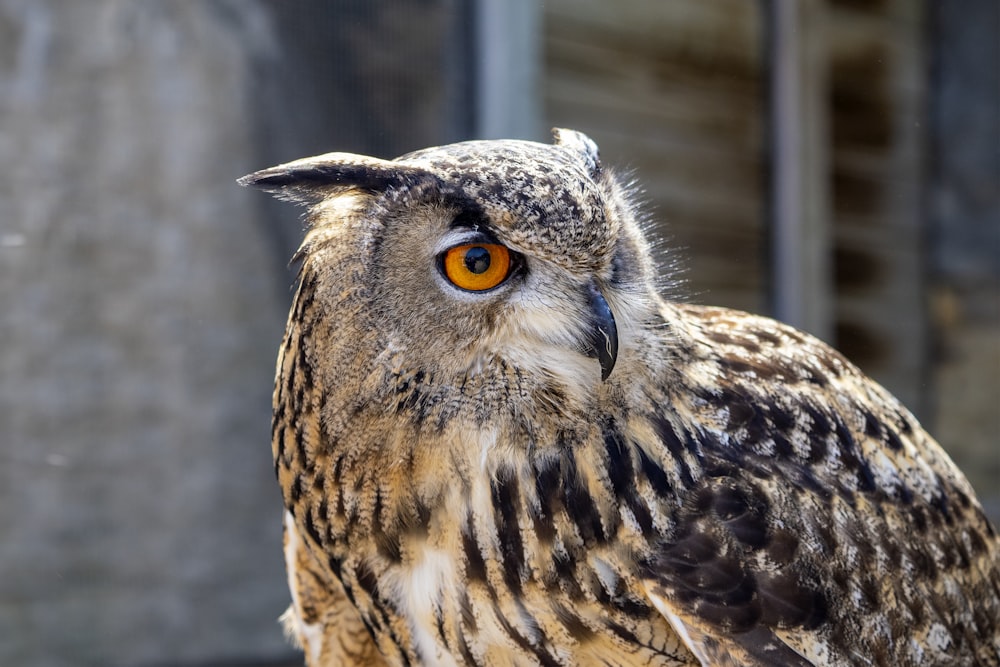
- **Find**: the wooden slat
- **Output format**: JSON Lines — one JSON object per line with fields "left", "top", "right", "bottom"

{"left": 828, "top": 0, "right": 928, "bottom": 415}
{"left": 545, "top": 0, "right": 767, "bottom": 314}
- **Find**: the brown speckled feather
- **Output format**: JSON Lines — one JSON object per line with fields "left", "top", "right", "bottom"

{"left": 243, "top": 130, "right": 1000, "bottom": 666}
{"left": 639, "top": 305, "right": 1000, "bottom": 666}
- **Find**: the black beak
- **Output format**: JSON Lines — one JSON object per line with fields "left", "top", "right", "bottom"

{"left": 583, "top": 280, "right": 619, "bottom": 381}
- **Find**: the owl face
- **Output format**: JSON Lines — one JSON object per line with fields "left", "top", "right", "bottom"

{"left": 247, "top": 131, "right": 653, "bottom": 395}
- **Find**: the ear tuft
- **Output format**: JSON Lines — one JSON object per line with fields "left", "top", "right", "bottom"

{"left": 551, "top": 128, "right": 602, "bottom": 176}
{"left": 238, "top": 153, "right": 428, "bottom": 204}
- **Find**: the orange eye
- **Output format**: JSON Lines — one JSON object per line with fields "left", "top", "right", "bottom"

{"left": 441, "top": 243, "right": 512, "bottom": 292}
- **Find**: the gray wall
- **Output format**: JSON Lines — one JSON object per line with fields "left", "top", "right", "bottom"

{"left": 0, "top": 2, "right": 472, "bottom": 665}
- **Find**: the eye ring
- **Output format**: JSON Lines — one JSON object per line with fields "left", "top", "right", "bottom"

{"left": 440, "top": 243, "right": 512, "bottom": 292}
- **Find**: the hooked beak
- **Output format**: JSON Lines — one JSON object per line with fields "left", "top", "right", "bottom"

{"left": 583, "top": 280, "right": 619, "bottom": 381}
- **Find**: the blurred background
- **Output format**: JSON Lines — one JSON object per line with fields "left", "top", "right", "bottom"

{"left": 0, "top": 1, "right": 996, "bottom": 665}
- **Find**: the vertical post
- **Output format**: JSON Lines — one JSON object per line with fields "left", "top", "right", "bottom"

{"left": 767, "top": 0, "right": 833, "bottom": 341}
{"left": 474, "top": 0, "right": 543, "bottom": 140}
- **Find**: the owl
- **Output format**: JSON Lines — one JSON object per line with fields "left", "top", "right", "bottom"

{"left": 240, "top": 129, "right": 1000, "bottom": 666}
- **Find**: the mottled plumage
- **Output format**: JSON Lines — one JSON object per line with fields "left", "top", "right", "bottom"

{"left": 241, "top": 130, "right": 1000, "bottom": 666}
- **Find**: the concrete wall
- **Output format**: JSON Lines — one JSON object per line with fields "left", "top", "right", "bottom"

{"left": 0, "top": 2, "right": 471, "bottom": 665}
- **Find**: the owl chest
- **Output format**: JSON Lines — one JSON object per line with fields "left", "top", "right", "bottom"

{"left": 376, "top": 543, "right": 465, "bottom": 666}
{"left": 318, "top": 423, "right": 679, "bottom": 663}
{"left": 338, "top": 517, "right": 683, "bottom": 667}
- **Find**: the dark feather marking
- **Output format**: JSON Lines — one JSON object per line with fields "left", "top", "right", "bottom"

{"left": 294, "top": 278, "right": 317, "bottom": 328}
{"left": 772, "top": 432, "right": 794, "bottom": 457}
{"left": 327, "top": 554, "right": 344, "bottom": 581}
{"left": 767, "top": 529, "right": 800, "bottom": 565}
{"left": 750, "top": 327, "right": 783, "bottom": 345}
{"left": 955, "top": 487, "right": 972, "bottom": 512}
{"left": 398, "top": 495, "right": 432, "bottom": 540}
{"left": 375, "top": 530, "right": 402, "bottom": 563}
{"left": 677, "top": 551, "right": 752, "bottom": 601}
{"left": 434, "top": 604, "right": 447, "bottom": 647}
{"left": 967, "top": 526, "right": 988, "bottom": 556}
{"left": 930, "top": 490, "right": 954, "bottom": 526}
{"left": 529, "top": 458, "right": 559, "bottom": 543}
{"left": 863, "top": 410, "right": 884, "bottom": 439}
{"left": 385, "top": 622, "right": 414, "bottom": 667}
{"left": 562, "top": 450, "right": 607, "bottom": 545}
{"left": 459, "top": 589, "right": 478, "bottom": 633}
{"left": 290, "top": 474, "right": 304, "bottom": 504}
{"left": 980, "top": 509, "right": 997, "bottom": 539}
{"left": 703, "top": 329, "right": 745, "bottom": 347}
{"left": 726, "top": 400, "right": 754, "bottom": 429}
{"left": 701, "top": 456, "right": 739, "bottom": 479}
{"left": 857, "top": 573, "right": 882, "bottom": 609}
{"left": 757, "top": 571, "right": 828, "bottom": 629}
{"left": 656, "top": 528, "right": 720, "bottom": 573}
{"left": 359, "top": 613, "right": 380, "bottom": 640}
{"left": 896, "top": 410, "right": 914, "bottom": 434}
{"left": 491, "top": 601, "right": 561, "bottom": 667}
{"left": 651, "top": 415, "right": 695, "bottom": 487}
{"left": 614, "top": 594, "right": 653, "bottom": 620}
{"left": 637, "top": 443, "right": 673, "bottom": 498}
{"left": 372, "top": 489, "right": 402, "bottom": 562}
{"left": 832, "top": 417, "right": 860, "bottom": 470}
{"left": 722, "top": 627, "right": 817, "bottom": 667}
{"left": 456, "top": 625, "right": 478, "bottom": 666}
{"left": 294, "top": 332, "right": 314, "bottom": 397}
{"left": 552, "top": 602, "right": 595, "bottom": 640}
{"left": 334, "top": 487, "right": 347, "bottom": 521}
{"left": 895, "top": 482, "right": 914, "bottom": 505}
{"left": 767, "top": 400, "right": 796, "bottom": 432}
{"left": 603, "top": 422, "right": 654, "bottom": 534}
{"left": 274, "top": 423, "right": 287, "bottom": 464}
{"left": 553, "top": 550, "right": 585, "bottom": 600}
{"left": 588, "top": 568, "right": 614, "bottom": 606}
{"left": 813, "top": 516, "right": 839, "bottom": 555}
{"left": 448, "top": 204, "right": 492, "bottom": 231}
{"left": 830, "top": 415, "right": 879, "bottom": 494}
{"left": 354, "top": 560, "right": 380, "bottom": 599}
{"left": 604, "top": 619, "right": 639, "bottom": 645}
{"left": 603, "top": 421, "right": 634, "bottom": 500}
{"left": 688, "top": 572, "right": 758, "bottom": 631}
{"left": 491, "top": 471, "right": 525, "bottom": 593}
{"left": 302, "top": 506, "right": 323, "bottom": 548}
{"left": 745, "top": 408, "right": 771, "bottom": 445}
{"left": 884, "top": 534, "right": 904, "bottom": 569}
{"left": 293, "top": 418, "right": 309, "bottom": 469}
{"left": 462, "top": 515, "right": 488, "bottom": 583}
{"left": 802, "top": 365, "right": 829, "bottom": 386}
{"left": 332, "top": 453, "right": 345, "bottom": 484}
{"left": 712, "top": 483, "right": 769, "bottom": 550}
{"left": 803, "top": 403, "right": 831, "bottom": 462}
{"left": 789, "top": 463, "right": 834, "bottom": 502}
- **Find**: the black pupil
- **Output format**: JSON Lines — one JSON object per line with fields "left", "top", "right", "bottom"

{"left": 464, "top": 246, "right": 491, "bottom": 274}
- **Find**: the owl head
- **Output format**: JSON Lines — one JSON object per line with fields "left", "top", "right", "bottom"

{"left": 241, "top": 130, "right": 659, "bottom": 404}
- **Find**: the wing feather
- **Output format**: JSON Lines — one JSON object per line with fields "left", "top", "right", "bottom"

{"left": 640, "top": 305, "right": 1000, "bottom": 666}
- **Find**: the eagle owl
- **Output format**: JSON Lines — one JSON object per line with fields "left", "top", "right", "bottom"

{"left": 241, "top": 130, "right": 1000, "bottom": 666}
